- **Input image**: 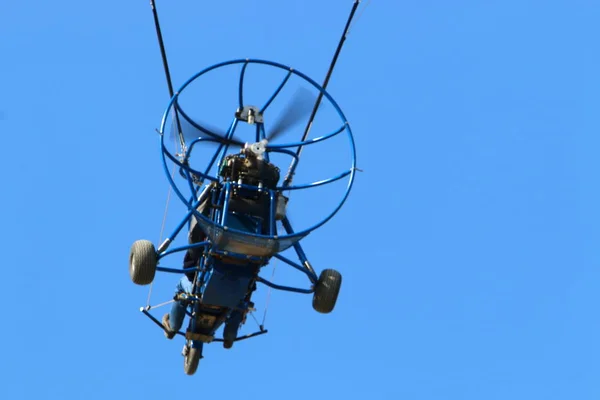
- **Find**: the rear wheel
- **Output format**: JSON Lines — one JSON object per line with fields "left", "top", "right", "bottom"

{"left": 129, "top": 240, "right": 157, "bottom": 285}
{"left": 312, "top": 269, "right": 342, "bottom": 314}
{"left": 183, "top": 344, "right": 202, "bottom": 376}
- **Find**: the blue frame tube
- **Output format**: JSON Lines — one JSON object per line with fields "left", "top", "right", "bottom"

{"left": 273, "top": 253, "right": 318, "bottom": 283}
{"left": 238, "top": 61, "right": 249, "bottom": 109}
{"left": 160, "top": 137, "right": 218, "bottom": 205}
{"left": 266, "top": 124, "right": 346, "bottom": 150}
{"left": 156, "top": 266, "right": 201, "bottom": 274}
{"left": 260, "top": 70, "right": 293, "bottom": 113}
{"left": 182, "top": 161, "right": 197, "bottom": 199}
{"left": 141, "top": 308, "right": 267, "bottom": 341}
{"left": 269, "top": 190, "right": 276, "bottom": 236}
{"left": 255, "top": 122, "right": 261, "bottom": 143}
{"left": 256, "top": 276, "right": 313, "bottom": 294}
{"left": 160, "top": 205, "right": 202, "bottom": 249}
{"left": 186, "top": 137, "right": 222, "bottom": 151}
{"left": 221, "top": 182, "right": 232, "bottom": 225}
{"left": 159, "top": 240, "right": 209, "bottom": 259}
{"left": 281, "top": 216, "right": 309, "bottom": 263}
{"left": 276, "top": 170, "right": 352, "bottom": 191}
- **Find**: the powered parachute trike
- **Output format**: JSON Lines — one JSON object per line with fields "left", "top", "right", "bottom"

{"left": 128, "top": 1, "right": 361, "bottom": 375}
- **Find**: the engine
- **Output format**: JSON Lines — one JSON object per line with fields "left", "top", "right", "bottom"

{"left": 218, "top": 152, "right": 280, "bottom": 190}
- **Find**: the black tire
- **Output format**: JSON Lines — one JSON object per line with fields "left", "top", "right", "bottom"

{"left": 184, "top": 346, "right": 201, "bottom": 376}
{"left": 129, "top": 240, "right": 157, "bottom": 285}
{"left": 312, "top": 269, "right": 342, "bottom": 314}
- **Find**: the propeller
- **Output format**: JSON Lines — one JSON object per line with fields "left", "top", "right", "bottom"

{"left": 169, "top": 86, "right": 318, "bottom": 149}
{"left": 171, "top": 102, "right": 245, "bottom": 147}
{"left": 265, "top": 86, "right": 316, "bottom": 142}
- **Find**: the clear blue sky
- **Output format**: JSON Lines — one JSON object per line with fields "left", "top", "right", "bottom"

{"left": 2, "top": 1, "right": 600, "bottom": 398}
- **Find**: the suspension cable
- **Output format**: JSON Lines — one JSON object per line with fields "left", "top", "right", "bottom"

{"left": 150, "top": 0, "right": 186, "bottom": 155}
{"left": 347, "top": 0, "right": 371, "bottom": 36}
{"left": 146, "top": 0, "right": 182, "bottom": 307}
{"left": 282, "top": 0, "right": 361, "bottom": 187}
{"left": 146, "top": 160, "right": 179, "bottom": 308}
{"left": 261, "top": 258, "right": 278, "bottom": 327}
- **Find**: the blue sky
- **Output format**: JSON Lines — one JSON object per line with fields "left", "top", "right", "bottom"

{"left": 2, "top": 0, "right": 600, "bottom": 398}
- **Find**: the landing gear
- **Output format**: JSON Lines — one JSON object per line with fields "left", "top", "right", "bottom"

{"left": 129, "top": 240, "right": 157, "bottom": 285}
{"left": 183, "top": 342, "right": 202, "bottom": 376}
{"left": 312, "top": 269, "right": 342, "bottom": 314}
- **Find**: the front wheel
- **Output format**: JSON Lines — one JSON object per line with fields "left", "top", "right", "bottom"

{"left": 312, "top": 269, "right": 342, "bottom": 314}
{"left": 129, "top": 240, "right": 157, "bottom": 285}
{"left": 183, "top": 343, "right": 202, "bottom": 376}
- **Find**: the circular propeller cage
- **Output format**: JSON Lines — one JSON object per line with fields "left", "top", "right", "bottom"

{"left": 158, "top": 59, "right": 356, "bottom": 256}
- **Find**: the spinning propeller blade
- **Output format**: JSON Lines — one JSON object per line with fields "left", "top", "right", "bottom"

{"left": 168, "top": 87, "right": 318, "bottom": 149}
{"left": 170, "top": 103, "right": 245, "bottom": 147}
{"left": 266, "top": 87, "right": 317, "bottom": 142}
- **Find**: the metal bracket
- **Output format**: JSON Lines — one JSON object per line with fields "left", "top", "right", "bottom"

{"left": 235, "top": 105, "right": 264, "bottom": 124}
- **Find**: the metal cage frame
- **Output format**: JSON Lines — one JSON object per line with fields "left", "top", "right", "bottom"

{"left": 140, "top": 59, "right": 357, "bottom": 348}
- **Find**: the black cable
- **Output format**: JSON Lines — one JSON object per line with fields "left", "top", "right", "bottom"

{"left": 283, "top": 0, "right": 361, "bottom": 186}
{"left": 150, "top": 0, "right": 185, "bottom": 153}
